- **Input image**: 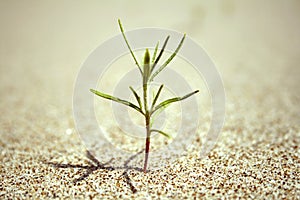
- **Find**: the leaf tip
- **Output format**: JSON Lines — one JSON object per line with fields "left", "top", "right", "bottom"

{"left": 118, "top": 19, "right": 124, "bottom": 31}
{"left": 144, "top": 48, "right": 150, "bottom": 64}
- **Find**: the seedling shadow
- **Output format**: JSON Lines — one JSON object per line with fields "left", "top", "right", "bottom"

{"left": 45, "top": 149, "right": 144, "bottom": 194}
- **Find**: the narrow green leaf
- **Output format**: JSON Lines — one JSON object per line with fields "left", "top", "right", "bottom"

{"left": 150, "top": 129, "right": 172, "bottom": 139}
{"left": 150, "top": 84, "right": 164, "bottom": 112}
{"left": 90, "top": 89, "right": 144, "bottom": 115}
{"left": 150, "top": 33, "right": 186, "bottom": 81}
{"left": 152, "top": 89, "right": 199, "bottom": 114}
{"left": 129, "top": 86, "right": 143, "bottom": 110}
{"left": 143, "top": 49, "right": 151, "bottom": 84}
{"left": 152, "top": 41, "right": 159, "bottom": 64}
{"left": 144, "top": 48, "right": 150, "bottom": 65}
{"left": 118, "top": 19, "right": 143, "bottom": 75}
{"left": 150, "top": 35, "right": 170, "bottom": 74}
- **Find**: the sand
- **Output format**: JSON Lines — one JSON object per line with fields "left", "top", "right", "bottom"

{"left": 1, "top": 1, "right": 299, "bottom": 199}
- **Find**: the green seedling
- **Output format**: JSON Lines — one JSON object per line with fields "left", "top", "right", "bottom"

{"left": 90, "top": 19, "right": 199, "bottom": 173}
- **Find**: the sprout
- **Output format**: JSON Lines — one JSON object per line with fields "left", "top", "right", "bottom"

{"left": 90, "top": 19, "right": 199, "bottom": 173}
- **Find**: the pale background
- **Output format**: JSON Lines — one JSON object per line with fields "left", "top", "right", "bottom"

{"left": 1, "top": 0, "right": 299, "bottom": 199}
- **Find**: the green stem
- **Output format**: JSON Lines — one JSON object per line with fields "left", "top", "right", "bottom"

{"left": 142, "top": 48, "right": 151, "bottom": 173}
{"left": 143, "top": 74, "right": 151, "bottom": 172}
{"left": 143, "top": 114, "right": 150, "bottom": 173}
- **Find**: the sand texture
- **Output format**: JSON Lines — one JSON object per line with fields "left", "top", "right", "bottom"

{"left": 1, "top": 1, "right": 299, "bottom": 199}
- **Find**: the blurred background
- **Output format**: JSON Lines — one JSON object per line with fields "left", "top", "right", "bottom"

{"left": 1, "top": 0, "right": 299, "bottom": 123}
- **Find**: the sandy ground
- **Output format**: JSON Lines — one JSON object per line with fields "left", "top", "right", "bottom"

{"left": 1, "top": 1, "right": 299, "bottom": 199}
